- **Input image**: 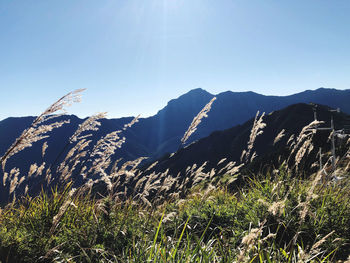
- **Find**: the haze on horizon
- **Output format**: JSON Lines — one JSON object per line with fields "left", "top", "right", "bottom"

{"left": 1, "top": 0, "right": 350, "bottom": 120}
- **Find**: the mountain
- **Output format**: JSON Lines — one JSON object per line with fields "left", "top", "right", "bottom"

{"left": 146, "top": 103, "right": 350, "bottom": 177}
{"left": 128, "top": 87, "right": 350, "bottom": 158}
{"left": 1, "top": 88, "right": 350, "bottom": 178}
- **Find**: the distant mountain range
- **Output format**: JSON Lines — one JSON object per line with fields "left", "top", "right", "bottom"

{"left": 1, "top": 87, "right": 350, "bottom": 200}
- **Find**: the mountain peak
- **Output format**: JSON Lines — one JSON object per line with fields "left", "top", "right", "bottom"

{"left": 183, "top": 88, "right": 212, "bottom": 97}
{"left": 155, "top": 88, "right": 214, "bottom": 115}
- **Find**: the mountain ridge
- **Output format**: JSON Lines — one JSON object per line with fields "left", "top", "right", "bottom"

{"left": 1, "top": 87, "right": 350, "bottom": 176}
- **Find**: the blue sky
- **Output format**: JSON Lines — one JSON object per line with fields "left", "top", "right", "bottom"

{"left": 1, "top": 0, "right": 350, "bottom": 120}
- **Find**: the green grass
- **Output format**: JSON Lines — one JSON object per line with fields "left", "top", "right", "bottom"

{"left": 0, "top": 167, "right": 349, "bottom": 262}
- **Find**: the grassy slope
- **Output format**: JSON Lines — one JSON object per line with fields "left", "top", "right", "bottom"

{"left": 1, "top": 91, "right": 350, "bottom": 263}
{"left": 0, "top": 167, "right": 349, "bottom": 263}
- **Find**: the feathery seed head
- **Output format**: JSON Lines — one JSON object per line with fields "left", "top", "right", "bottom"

{"left": 181, "top": 97, "right": 216, "bottom": 145}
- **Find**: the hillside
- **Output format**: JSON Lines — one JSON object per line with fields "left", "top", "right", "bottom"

{"left": 1, "top": 102, "right": 350, "bottom": 262}
{"left": 146, "top": 103, "right": 349, "bottom": 176}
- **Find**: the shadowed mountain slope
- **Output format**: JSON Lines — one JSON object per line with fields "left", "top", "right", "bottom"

{"left": 147, "top": 103, "right": 349, "bottom": 176}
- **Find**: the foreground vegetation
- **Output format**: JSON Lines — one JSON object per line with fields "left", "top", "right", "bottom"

{"left": 1, "top": 90, "right": 350, "bottom": 262}
{"left": 0, "top": 167, "right": 349, "bottom": 262}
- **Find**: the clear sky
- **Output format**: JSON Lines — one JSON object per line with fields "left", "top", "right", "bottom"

{"left": 1, "top": 0, "right": 350, "bottom": 120}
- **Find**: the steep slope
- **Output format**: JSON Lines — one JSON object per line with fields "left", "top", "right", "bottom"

{"left": 147, "top": 103, "right": 349, "bottom": 176}
{"left": 131, "top": 87, "right": 350, "bottom": 157}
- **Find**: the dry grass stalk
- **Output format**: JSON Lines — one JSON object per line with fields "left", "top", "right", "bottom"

{"left": 241, "top": 111, "right": 266, "bottom": 163}
{"left": 57, "top": 139, "right": 91, "bottom": 182}
{"left": 218, "top": 161, "right": 236, "bottom": 174}
{"left": 89, "top": 115, "right": 140, "bottom": 176}
{"left": 295, "top": 137, "right": 314, "bottom": 171}
{"left": 226, "top": 163, "right": 244, "bottom": 176}
{"left": 28, "top": 163, "right": 38, "bottom": 179}
{"left": 202, "top": 184, "right": 216, "bottom": 199}
{"left": 50, "top": 188, "right": 77, "bottom": 234}
{"left": 2, "top": 172, "right": 8, "bottom": 186}
{"left": 38, "top": 89, "right": 85, "bottom": 122}
{"left": 297, "top": 230, "right": 336, "bottom": 262}
{"left": 134, "top": 175, "right": 150, "bottom": 192}
{"left": 259, "top": 232, "right": 277, "bottom": 243}
{"left": 163, "top": 211, "right": 177, "bottom": 223}
{"left": 42, "top": 142, "right": 48, "bottom": 158}
{"left": 45, "top": 168, "right": 52, "bottom": 185}
{"left": 1, "top": 120, "right": 69, "bottom": 171}
{"left": 69, "top": 112, "right": 107, "bottom": 143}
{"left": 123, "top": 114, "right": 140, "bottom": 130}
{"left": 287, "top": 134, "right": 295, "bottom": 146}
{"left": 89, "top": 131, "right": 124, "bottom": 174}
{"left": 117, "top": 157, "right": 148, "bottom": 175}
{"left": 299, "top": 170, "right": 323, "bottom": 223}
{"left": 145, "top": 161, "right": 158, "bottom": 172}
{"left": 268, "top": 199, "right": 286, "bottom": 216}
{"left": 110, "top": 158, "right": 123, "bottom": 174}
{"left": 36, "top": 162, "right": 46, "bottom": 176}
{"left": 250, "top": 151, "right": 257, "bottom": 162}
{"left": 181, "top": 97, "right": 216, "bottom": 145}
{"left": 0, "top": 89, "right": 85, "bottom": 170}
{"left": 24, "top": 185, "right": 29, "bottom": 195}
{"left": 9, "top": 168, "right": 20, "bottom": 195}
{"left": 296, "top": 120, "right": 323, "bottom": 142}
{"left": 257, "top": 198, "right": 269, "bottom": 207}
{"left": 159, "top": 175, "right": 176, "bottom": 193}
{"left": 238, "top": 220, "right": 266, "bottom": 262}
{"left": 217, "top": 158, "right": 227, "bottom": 165}
{"left": 310, "top": 230, "right": 335, "bottom": 253}
{"left": 208, "top": 168, "right": 216, "bottom": 180}
{"left": 62, "top": 139, "right": 91, "bottom": 166}
{"left": 18, "top": 176, "right": 25, "bottom": 188}
{"left": 288, "top": 120, "right": 324, "bottom": 171}
{"left": 99, "top": 169, "right": 113, "bottom": 192}
{"left": 273, "top": 129, "right": 285, "bottom": 145}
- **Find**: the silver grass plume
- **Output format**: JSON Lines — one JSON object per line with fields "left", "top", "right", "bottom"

{"left": 123, "top": 114, "right": 140, "bottom": 130}
{"left": 286, "top": 134, "right": 295, "bottom": 146}
{"left": 50, "top": 187, "right": 77, "bottom": 234}
{"left": 89, "top": 131, "right": 124, "bottom": 174}
{"left": 309, "top": 231, "right": 335, "bottom": 256}
{"left": 2, "top": 172, "right": 8, "bottom": 186}
{"left": 1, "top": 121, "right": 69, "bottom": 171}
{"left": 144, "top": 161, "right": 158, "bottom": 172}
{"left": 241, "top": 111, "right": 266, "bottom": 163}
{"left": 238, "top": 220, "right": 266, "bottom": 263}
{"left": 36, "top": 162, "right": 46, "bottom": 176}
{"left": 217, "top": 158, "right": 227, "bottom": 165}
{"left": 57, "top": 138, "right": 91, "bottom": 182}
{"left": 0, "top": 89, "right": 85, "bottom": 170}
{"left": 218, "top": 161, "right": 243, "bottom": 175}
{"left": 8, "top": 168, "right": 20, "bottom": 195}
{"left": 181, "top": 97, "right": 216, "bottom": 145}
{"left": 273, "top": 129, "right": 285, "bottom": 145}
{"left": 289, "top": 120, "right": 324, "bottom": 171}
{"left": 42, "top": 142, "right": 48, "bottom": 158}
{"left": 69, "top": 112, "right": 107, "bottom": 143}
{"left": 28, "top": 163, "right": 38, "bottom": 179}
{"left": 47, "top": 112, "right": 105, "bottom": 182}
{"left": 117, "top": 157, "right": 148, "bottom": 175}
{"left": 88, "top": 115, "right": 140, "bottom": 175}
